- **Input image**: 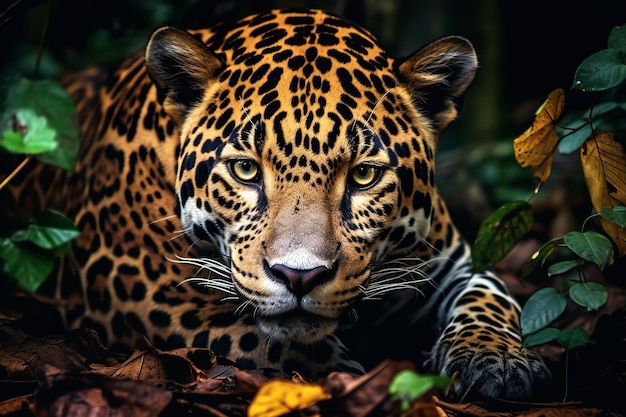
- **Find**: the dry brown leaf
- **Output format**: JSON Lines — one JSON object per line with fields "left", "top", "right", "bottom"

{"left": 0, "top": 394, "right": 34, "bottom": 415}
{"left": 513, "top": 88, "right": 565, "bottom": 183}
{"left": 35, "top": 373, "right": 172, "bottom": 417}
{"left": 107, "top": 349, "right": 166, "bottom": 384}
{"left": 517, "top": 406, "right": 605, "bottom": 417}
{"left": 402, "top": 394, "right": 447, "bottom": 417}
{"left": 434, "top": 396, "right": 513, "bottom": 416}
{"left": 323, "top": 360, "right": 415, "bottom": 417}
{"left": 0, "top": 327, "right": 112, "bottom": 380}
{"left": 580, "top": 132, "right": 626, "bottom": 257}
{"left": 232, "top": 368, "right": 271, "bottom": 393}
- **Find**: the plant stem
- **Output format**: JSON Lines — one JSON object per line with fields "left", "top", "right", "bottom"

{"left": 527, "top": 181, "right": 543, "bottom": 203}
{"left": 34, "top": 0, "right": 53, "bottom": 79}
{"left": 0, "top": 0, "right": 24, "bottom": 27}
{"left": 0, "top": 155, "right": 32, "bottom": 190}
{"left": 562, "top": 349, "right": 569, "bottom": 402}
{"left": 581, "top": 212, "right": 601, "bottom": 232}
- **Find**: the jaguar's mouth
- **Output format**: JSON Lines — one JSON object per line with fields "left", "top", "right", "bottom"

{"left": 256, "top": 309, "right": 339, "bottom": 343}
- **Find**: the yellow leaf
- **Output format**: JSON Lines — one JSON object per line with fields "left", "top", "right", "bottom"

{"left": 247, "top": 380, "right": 331, "bottom": 417}
{"left": 513, "top": 88, "right": 565, "bottom": 182}
{"left": 580, "top": 132, "right": 626, "bottom": 257}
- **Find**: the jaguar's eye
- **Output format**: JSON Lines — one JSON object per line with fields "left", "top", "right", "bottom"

{"left": 229, "top": 159, "right": 261, "bottom": 183}
{"left": 349, "top": 164, "right": 381, "bottom": 189}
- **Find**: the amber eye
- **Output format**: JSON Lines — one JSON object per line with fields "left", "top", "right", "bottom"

{"left": 229, "top": 159, "right": 261, "bottom": 183}
{"left": 349, "top": 164, "right": 381, "bottom": 189}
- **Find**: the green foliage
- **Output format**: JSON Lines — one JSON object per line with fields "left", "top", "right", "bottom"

{"left": 572, "top": 26, "right": 626, "bottom": 92}
{"left": 562, "top": 231, "right": 613, "bottom": 270}
{"left": 471, "top": 201, "right": 533, "bottom": 272}
{"left": 556, "top": 327, "right": 590, "bottom": 350}
{"left": 472, "top": 26, "right": 626, "bottom": 382}
{"left": 10, "top": 210, "right": 80, "bottom": 252}
{"left": 521, "top": 287, "right": 567, "bottom": 337}
{"left": 0, "top": 210, "right": 79, "bottom": 292}
{"left": 601, "top": 206, "right": 626, "bottom": 227}
{"left": 1, "top": 108, "right": 57, "bottom": 154}
{"left": 568, "top": 282, "right": 608, "bottom": 311}
{"left": 557, "top": 100, "right": 626, "bottom": 154}
{"left": 557, "top": 26, "right": 626, "bottom": 155}
{"left": 0, "top": 239, "right": 55, "bottom": 293}
{"left": 0, "top": 49, "right": 80, "bottom": 294}
{"left": 0, "top": 77, "right": 79, "bottom": 170}
{"left": 523, "top": 328, "right": 560, "bottom": 347}
{"left": 388, "top": 370, "right": 450, "bottom": 412}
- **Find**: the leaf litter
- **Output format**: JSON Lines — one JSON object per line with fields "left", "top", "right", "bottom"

{"left": 1, "top": 318, "right": 625, "bottom": 417}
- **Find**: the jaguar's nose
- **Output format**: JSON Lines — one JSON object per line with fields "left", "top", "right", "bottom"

{"left": 270, "top": 264, "right": 334, "bottom": 297}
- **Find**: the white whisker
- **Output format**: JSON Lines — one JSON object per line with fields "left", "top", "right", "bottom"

{"left": 362, "top": 254, "right": 450, "bottom": 300}
{"left": 239, "top": 95, "right": 257, "bottom": 127}
{"left": 234, "top": 299, "right": 253, "bottom": 316}
{"left": 179, "top": 277, "right": 237, "bottom": 295}
{"left": 145, "top": 214, "right": 178, "bottom": 227}
{"left": 364, "top": 88, "right": 393, "bottom": 128}
{"left": 169, "top": 255, "right": 236, "bottom": 295}
{"left": 168, "top": 230, "right": 188, "bottom": 242}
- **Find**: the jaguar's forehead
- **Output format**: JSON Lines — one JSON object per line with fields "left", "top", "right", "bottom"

{"left": 191, "top": 10, "right": 422, "bottom": 165}
{"left": 214, "top": 9, "right": 392, "bottom": 73}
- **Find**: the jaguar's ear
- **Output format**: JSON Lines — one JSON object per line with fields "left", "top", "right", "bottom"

{"left": 397, "top": 36, "right": 477, "bottom": 132}
{"left": 145, "top": 26, "right": 224, "bottom": 125}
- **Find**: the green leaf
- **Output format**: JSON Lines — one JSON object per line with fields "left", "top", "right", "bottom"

{"left": 556, "top": 101, "right": 621, "bottom": 154}
{"left": 11, "top": 210, "right": 80, "bottom": 250}
{"left": 556, "top": 327, "right": 590, "bottom": 350}
{"left": 1, "top": 77, "right": 78, "bottom": 170}
{"left": 557, "top": 122, "right": 592, "bottom": 154}
{"left": 521, "top": 287, "right": 567, "bottom": 336}
{"left": 0, "top": 238, "right": 55, "bottom": 292}
{"left": 569, "top": 282, "right": 608, "bottom": 310}
{"left": 1, "top": 78, "right": 77, "bottom": 137}
{"left": 600, "top": 206, "right": 626, "bottom": 228}
{"left": 389, "top": 370, "right": 450, "bottom": 411}
{"left": 0, "top": 108, "right": 58, "bottom": 154}
{"left": 523, "top": 327, "right": 560, "bottom": 347}
{"left": 563, "top": 231, "right": 613, "bottom": 270}
{"left": 547, "top": 259, "right": 584, "bottom": 276}
{"left": 0, "top": 130, "right": 27, "bottom": 152}
{"left": 607, "top": 25, "right": 626, "bottom": 53}
{"left": 572, "top": 49, "right": 626, "bottom": 92}
{"left": 472, "top": 201, "right": 533, "bottom": 273}
{"left": 520, "top": 238, "right": 560, "bottom": 280}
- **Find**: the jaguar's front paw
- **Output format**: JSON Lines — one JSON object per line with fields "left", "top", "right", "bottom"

{"left": 427, "top": 341, "right": 551, "bottom": 400}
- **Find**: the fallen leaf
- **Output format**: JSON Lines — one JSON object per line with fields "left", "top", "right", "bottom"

{"left": 0, "top": 394, "right": 34, "bottom": 416}
{"left": 247, "top": 379, "right": 330, "bottom": 417}
{"left": 322, "top": 360, "right": 416, "bottom": 417}
{"left": 0, "top": 327, "right": 113, "bottom": 380}
{"left": 402, "top": 394, "right": 447, "bottom": 417}
{"left": 580, "top": 132, "right": 626, "bottom": 257}
{"left": 106, "top": 350, "right": 167, "bottom": 384}
{"left": 514, "top": 88, "right": 565, "bottom": 182}
{"left": 35, "top": 373, "right": 172, "bottom": 417}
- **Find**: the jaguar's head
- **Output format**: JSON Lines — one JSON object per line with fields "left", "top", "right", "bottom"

{"left": 145, "top": 9, "right": 476, "bottom": 343}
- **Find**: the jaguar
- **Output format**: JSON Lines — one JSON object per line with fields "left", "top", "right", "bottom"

{"left": 1, "top": 8, "right": 550, "bottom": 400}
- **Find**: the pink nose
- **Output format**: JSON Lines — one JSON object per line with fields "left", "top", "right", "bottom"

{"left": 270, "top": 264, "right": 333, "bottom": 297}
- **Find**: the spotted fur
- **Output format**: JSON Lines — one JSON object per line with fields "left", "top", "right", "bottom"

{"left": 1, "top": 9, "right": 549, "bottom": 399}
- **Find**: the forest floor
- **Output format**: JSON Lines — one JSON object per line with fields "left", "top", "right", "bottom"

{"left": 1, "top": 264, "right": 625, "bottom": 417}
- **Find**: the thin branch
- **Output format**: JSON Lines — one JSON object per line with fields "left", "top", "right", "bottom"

{"left": 0, "top": 155, "right": 32, "bottom": 190}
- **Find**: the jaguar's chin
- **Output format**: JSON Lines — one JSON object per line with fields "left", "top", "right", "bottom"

{"left": 257, "top": 310, "right": 338, "bottom": 343}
